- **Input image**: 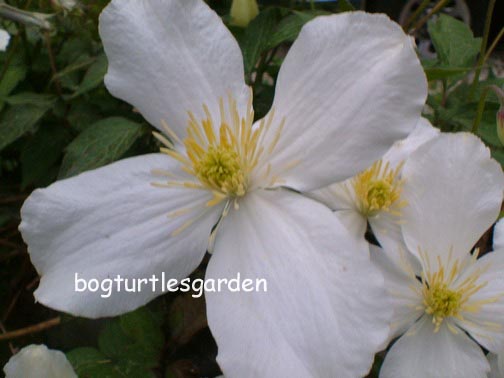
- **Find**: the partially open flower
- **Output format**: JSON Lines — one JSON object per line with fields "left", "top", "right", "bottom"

{"left": 489, "top": 85, "right": 504, "bottom": 146}
{"left": 3, "top": 344, "right": 76, "bottom": 378}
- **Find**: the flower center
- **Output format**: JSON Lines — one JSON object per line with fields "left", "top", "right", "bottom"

{"left": 152, "top": 91, "right": 286, "bottom": 210}
{"left": 352, "top": 160, "right": 404, "bottom": 216}
{"left": 415, "top": 249, "right": 502, "bottom": 333}
{"left": 423, "top": 281, "right": 462, "bottom": 330}
{"left": 193, "top": 138, "right": 246, "bottom": 197}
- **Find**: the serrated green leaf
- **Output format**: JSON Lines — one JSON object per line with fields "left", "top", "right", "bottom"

{"left": 20, "top": 124, "right": 71, "bottom": 188}
{"left": 428, "top": 14, "right": 481, "bottom": 68}
{"left": 58, "top": 117, "right": 144, "bottom": 178}
{"left": 0, "top": 104, "right": 50, "bottom": 151}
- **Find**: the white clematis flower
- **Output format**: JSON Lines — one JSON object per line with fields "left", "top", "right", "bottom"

{"left": 371, "top": 133, "right": 504, "bottom": 378}
{"left": 19, "top": 0, "right": 428, "bottom": 376}
{"left": 3, "top": 344, "right": 77, "bottom": 378}
{"left": 310, "top": 117, "right": 438, "bottom": 255}
{"left": 0, "top": 29, "right": 10, "bottom": 51}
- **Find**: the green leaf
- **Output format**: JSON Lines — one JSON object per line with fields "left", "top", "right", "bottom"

{"left": 240, "top": 8, "right": 279, "bottom": 74}
{"left": 68, "top": 53, "right": 108, "bottom": 99}
{"left": 0, "top": 104, "right": 50, "bottom": 151}
{"left": 6, "top": 92, "right": 57, "bottom": 107}
{"left": 20, "top": 124, "right": 71, "bottom": 189}
{"left": 428, "top": 14, "right": 481, "bottom": 68}
{"left": 120, "top": 307, "right": 164, "bottom": 352}
{"left": 0, "top": 58, "right": 27, "bottom": 111}
{"left": 266, "top": 10, "right": 326, "bottom": 50}
{"left": 59, "top": 117, "right": 144, "bottom": 178}
{"left": 424, "top": 66, "right": 472, "bottom": 81}
{"left": 66, "top": 347, "right": 121, "bottom": 378}
{"left": 97, "top": 308, "right": 163, "bottom": 373}
{"left": 338, "top": 0, "right": 355, "bottom": 11}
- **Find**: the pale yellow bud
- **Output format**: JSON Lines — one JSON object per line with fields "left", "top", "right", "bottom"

{"left": 230, "top": 0, "right": 259, "bottom": 28}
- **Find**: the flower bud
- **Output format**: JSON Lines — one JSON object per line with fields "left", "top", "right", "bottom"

{"left": 490, "top": 85, "right": 504, "bottom": 146}
{"left": 0, "top": 29, "right": 10, "bottom": 51}
{"left": 230, "top": 0, "right": 259, "bottom": 28}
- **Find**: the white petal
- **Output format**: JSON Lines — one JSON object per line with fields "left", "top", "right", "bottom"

{"left": 499, "top": 354, "right": 504, "bottom": 378}
{"left": 268, "top": 11, "right": 427, "bottom": 190}
{"left": 494, "top": 219, "right": 504, "bottom": 251}
{"left": 382, "top": 117, "right": 439, "bottom": 170}
{"left": 99, "top": 0, "right": 249, "bottom": 138}
{"left": 3, "top": 345, "right": 76, "bottom": 378}
{"left": 380, "top": 317, "right": 490, "bottom": 378}
{"left": 401, "top": 133, "right": 504, "bottom": 268}
{"left": 308, "top": 180, "right": 356, "bottom": 211}
{"left": 0, "top": 29, "right": 10, "bottom": 51}
{"left": 488, "top": 353, "right": 502, "bottom": 378}
{"left": 454, "top": 250, "right": 504, "bottom": 353}
{"left": 206, "top": 189, "right": 391, "bottom": 377}
{"left": 19, "top": 154, "right": 222, "bottom": 318}
{"left": 370, "top": 244, "right": 423, "bottom": 341}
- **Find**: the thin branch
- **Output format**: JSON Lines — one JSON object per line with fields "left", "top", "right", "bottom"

{"left": 0, "top": 317, "right": 61, "bottom": 342}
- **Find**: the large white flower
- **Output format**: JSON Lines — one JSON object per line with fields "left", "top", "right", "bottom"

{"left": 19, "top": 0, "right": 427, "bottom": 376}
{"left": 310, "top": 117, "right": 439, "bottom": 254}
{"left": 370, "top": 133, "right": 504, "bottom": 378}
{"left": 3, "top": 344, "right": 76, "bottom": 378}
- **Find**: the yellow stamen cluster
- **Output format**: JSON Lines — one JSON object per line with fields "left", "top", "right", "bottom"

{"left": 153, "top": 92, "right": 285, "bottom": 209}
{"left": 418, "top": 249, "right": 498, "bottom": 333}
{"left": 352, "top": 160, "right": 404, "bottom": 216}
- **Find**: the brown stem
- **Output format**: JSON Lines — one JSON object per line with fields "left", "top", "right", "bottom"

{"left": 0, "top": 317, "right": 61, "bottom": 341}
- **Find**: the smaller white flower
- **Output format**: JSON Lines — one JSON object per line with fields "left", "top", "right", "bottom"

{"left": 372, "top": 133, "right": 504, "bottom": 378}
{"left": 0, "top": 29, "right": 10, "bottom": 51}
{"left": 3, "top": 344, "right": 77, "bottom": 378}
{"left": 310, "top": 117, "right": 438, "bottom": 254}
{"left": 488, "top": 220, "right": 504, "bottom": 378}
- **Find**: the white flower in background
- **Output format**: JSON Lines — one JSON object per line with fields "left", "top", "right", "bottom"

{"left": 3, "top": 344, "right": 76, "bottom": 378}
{"left": 0, "top": 29, "right": 10, "bottom": 51}
{"left": 51, "top": 0, "right": 79, "bottom": 12}
{"left": 310, "top": 117, "right": 438, "bottom": 254}
{"left": 19, "top": 0, "right": 427, "bottom": 376}
{"left": 370, "top": 133, "right": 504, "bottom": 378}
